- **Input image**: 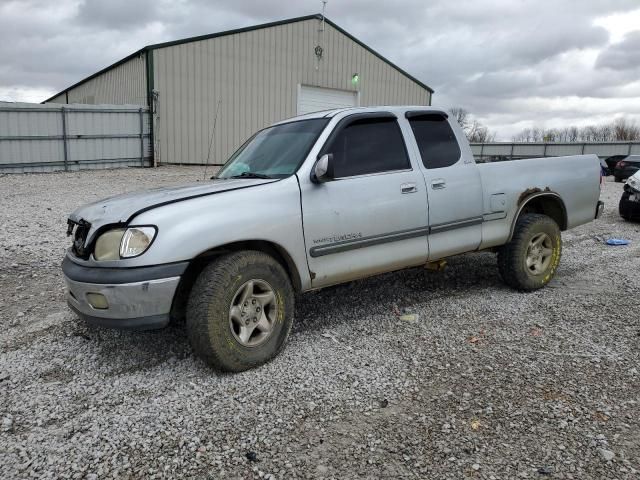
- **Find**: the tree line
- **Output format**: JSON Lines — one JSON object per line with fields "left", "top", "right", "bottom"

{"left": 449, "top": 107, "right": 640, "bottom": 144}
{"left": 511, "top": 118, "right": 640, "bottom": 143}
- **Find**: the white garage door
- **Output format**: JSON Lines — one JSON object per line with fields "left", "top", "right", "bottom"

{"left": 297, "top": 85, "right": 359, "bottom": 115}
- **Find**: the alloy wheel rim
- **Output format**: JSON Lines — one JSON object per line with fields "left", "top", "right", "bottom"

{"left": 228, "top": 279, "right": 277, "bottom": 347}
{"left": 525, "top": 232, "right": 554, "bottom": 275}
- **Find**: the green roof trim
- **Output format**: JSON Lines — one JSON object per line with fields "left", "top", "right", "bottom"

{"left": 42, "top": 14, "right": 433, "bottom": 104}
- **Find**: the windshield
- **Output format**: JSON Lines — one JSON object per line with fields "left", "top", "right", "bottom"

{"left": 217, "top": 118, "right": 330, "bottom": 179}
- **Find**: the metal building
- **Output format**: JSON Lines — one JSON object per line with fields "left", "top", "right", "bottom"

{"left": 44, "top": 14, "right": 433, "bottom": 166}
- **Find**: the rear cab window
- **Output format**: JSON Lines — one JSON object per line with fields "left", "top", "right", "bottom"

{"left": 407, "top": 113, "right": 461, "bottom": 169}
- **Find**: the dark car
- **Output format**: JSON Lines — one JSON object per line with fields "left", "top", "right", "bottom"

{"left": 619, "top": 172, "right": 640, "bottom": 221}
{"left": 604, "top": 155, "right": 627, "bottom": 176}
{"left": 614, "top": 155, "right": 640, "bottom": 182}
{"left": 599, "top": 158, "right": 610, "bottom": 176}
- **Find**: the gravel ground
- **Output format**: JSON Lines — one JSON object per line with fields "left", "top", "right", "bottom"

{"left": 1, "top": 167, "right": 639, "bottom": 480}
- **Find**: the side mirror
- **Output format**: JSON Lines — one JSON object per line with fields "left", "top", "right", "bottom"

{"left": 311, "top": 153, "right": 334, "bottom": 183}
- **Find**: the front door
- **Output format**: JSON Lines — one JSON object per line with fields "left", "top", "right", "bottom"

{"left": 299, "top": 114, "right": 429, "bottom": 288}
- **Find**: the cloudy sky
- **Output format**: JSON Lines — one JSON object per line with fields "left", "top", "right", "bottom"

{"left": 1, "top": 0, "right": 639, "bottom": 139}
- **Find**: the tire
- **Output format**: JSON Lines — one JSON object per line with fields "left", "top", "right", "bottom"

{"left": 619, "top": 192, "right": 632, "bottom": 221}
{"left": 498, "top": 214, "right": 562, "bottom": 291}
{"left": 186, "top": 250, "right": 294, "bottom": 372}
{"left": 615, "top": 176, "right": 623, "bottom": 183}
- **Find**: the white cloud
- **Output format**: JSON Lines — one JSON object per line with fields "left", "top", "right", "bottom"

{"left": 0, "top": 0, "right": 639, "bottom": 140}
{"left": 594, "top": 7, "right": 640, "bottom": 42}
{"left": 0, "top": 86, "right": 56, "bottom": 103}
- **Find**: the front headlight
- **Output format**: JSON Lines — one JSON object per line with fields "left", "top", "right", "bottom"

{"left": 120, "top": 227, "right": 157, "bottom": 258}
{"left": 93, "top": 226, "right": 157, "bottom": 261}
{"left": 627, "top": 176, "right": 639, "bottom": 190}
{"left": 94, "top": 229, "right": 125, "bottom": 261}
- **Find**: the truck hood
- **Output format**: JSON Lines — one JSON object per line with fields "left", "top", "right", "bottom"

{"left": 68, "top": 177, "right": 277, "bottom": 247}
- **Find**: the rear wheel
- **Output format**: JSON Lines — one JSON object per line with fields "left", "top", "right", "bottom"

{"left": 186, "top": 251, "right": 294, "bottom": 372}
{"left": 498, "top": 214, "right": 562, "bottom": 291}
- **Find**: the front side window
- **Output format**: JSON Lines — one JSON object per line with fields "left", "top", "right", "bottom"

{"left": 325, "top": 117, "right": 410, "bottom": 178}
{"left": 217, "top": 118, "right": 329, "bottom": 179}
{"left": 408, "top": 114, "right": 461, "bottom": 169}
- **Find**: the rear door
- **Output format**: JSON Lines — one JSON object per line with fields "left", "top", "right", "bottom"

{"left": 405, "top": 112, "right": 484, "bottom": 260}
{"left": 299, "top": 113, "right": 429, "bottom": 288}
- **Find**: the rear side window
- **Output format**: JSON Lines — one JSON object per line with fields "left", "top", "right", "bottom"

{"left": 326, "top": 117, "right": 410, "bottom": 178}
{"left": 408, "top": 114, "right": 461, "bottom": 169}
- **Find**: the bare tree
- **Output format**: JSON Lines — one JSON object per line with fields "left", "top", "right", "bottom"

{"left": 613, "top": 118, "right": 640, "bottom": 141}
{"left": 448, "top": 107, "right": 496, "bottom": 143}
{"left": 467, "top": 120, "right": 495, "bottom": 143}
{"left": 449, "top": 107, "right": 470, "bottom": 131}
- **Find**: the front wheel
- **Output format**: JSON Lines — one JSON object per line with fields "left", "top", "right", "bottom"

{"left": 186, "top": 251, "right": 294, "bottom": 372}
{"left": 497, "top": 214, "right": 562, "bottom": 291}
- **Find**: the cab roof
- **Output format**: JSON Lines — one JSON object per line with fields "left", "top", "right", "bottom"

{"left": 275, "top": 106, "right": 449, "bottom": 124}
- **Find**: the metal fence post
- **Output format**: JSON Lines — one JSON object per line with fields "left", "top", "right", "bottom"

{"left": 581, "top": 143, "right": 586, "bottom": 154}
{"left": 479, "top": 143, "right": 484, "bottom": 162}
{"left": 61, "top": 107, "right": 69, "bottom": 171}
{"left": 629, "top": 142, "right": 633, "bottom": 155}
{"left": 139, "top": 108, "right": 144, "bottom": 167}
{"left": 510, "top": 143, "right": 515, "bottom": 160}
{"left": 542, "top": 142, "right": 547, "bottom": 157}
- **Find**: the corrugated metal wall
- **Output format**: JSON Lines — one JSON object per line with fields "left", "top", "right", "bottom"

{"left": 152, "top": 18, "right": 431, "bottom": 165}
{"left": 0, "top": 102, "right": 151, "bottom": 173}
{"left": 49, "top": 55, "right": 148, "bottom": 106}
{"left": 48, "top": 92, "right": 67, "bottom": 104}
{"left": 471, "top": 142, "right": 640, "bottom": 161}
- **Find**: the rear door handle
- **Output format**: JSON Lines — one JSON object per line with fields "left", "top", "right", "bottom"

{"left": 431, "top": 179, "right": 446, "bottom": 190}
{"left": 401, "top": 183, "right": 417, "bottom": 194}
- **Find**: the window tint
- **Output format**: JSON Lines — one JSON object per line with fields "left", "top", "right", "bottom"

{"left": 408, "top": 114, "right": 461, "bottom": 169}
{"left": 326, "top": 118, "right": 410, "bottom": 178}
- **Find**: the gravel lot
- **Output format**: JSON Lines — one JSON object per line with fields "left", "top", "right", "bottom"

{"left": 1, "top": 166, "right": 639, "bottom": 479}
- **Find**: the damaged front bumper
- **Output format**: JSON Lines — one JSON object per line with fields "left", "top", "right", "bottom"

{"left": 62, "top": 256, "right": 188, "bottom": 330}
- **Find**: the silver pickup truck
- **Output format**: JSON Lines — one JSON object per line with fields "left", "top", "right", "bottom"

{"left": 63, "top": 106, "right": 604, "bottom": 371}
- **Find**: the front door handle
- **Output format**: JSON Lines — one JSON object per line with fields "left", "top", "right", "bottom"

{"left": 431, "top": 179, "right": 446, "bottom": 190}
{"left": 401, "top": 183, "right": 417, "bottom": 194}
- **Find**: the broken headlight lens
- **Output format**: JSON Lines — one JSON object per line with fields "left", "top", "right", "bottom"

{"left": 93, "top": 227, "right": 156, "bottom": 260}
{"left": 119, "top": 227, "right": 157, "bottom": 258}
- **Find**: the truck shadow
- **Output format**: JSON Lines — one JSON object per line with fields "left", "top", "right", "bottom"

{"left": 86, "top": 251, "right": 503, "bottom": 373}
{"left": 84, "top": 320, "right": 192, "bottom": 376}
{"left": 293, "top": 251, "right": 504, "bottom": 335}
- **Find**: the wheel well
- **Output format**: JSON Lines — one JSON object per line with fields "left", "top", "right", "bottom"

{"left": 511, "top": 193, "right": 567, "bottom": 239}
{"left": 170, "top": 241, "right": 302, "bottom": 322}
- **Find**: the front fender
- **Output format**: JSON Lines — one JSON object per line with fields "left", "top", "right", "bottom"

{"left": 123, "top": 176, "right": 311, "bottom": 288}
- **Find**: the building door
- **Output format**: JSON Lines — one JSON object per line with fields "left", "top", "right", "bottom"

{"left": 297, "top": 85, "right": 359, "bottom": 115}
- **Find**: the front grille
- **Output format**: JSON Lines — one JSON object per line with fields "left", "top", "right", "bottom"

{"left": 67, "top": 219, "right": 91, "bottom": 258}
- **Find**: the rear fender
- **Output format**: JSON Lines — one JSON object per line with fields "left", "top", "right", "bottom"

{"left": 508, "top": 192, "right": 567, "bottom": 241}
